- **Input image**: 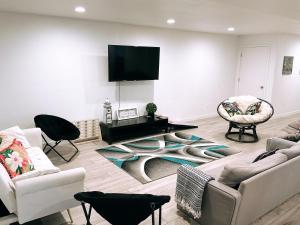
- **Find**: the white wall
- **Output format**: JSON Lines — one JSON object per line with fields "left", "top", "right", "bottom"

{"left": 238, "top": 34, "right": 300, "bottom": 116}
{"left": 0, "top": 12, "right": 238, "bottom": 129}
{"left": 272, "top": 34, "right": 300, "bottom": 115}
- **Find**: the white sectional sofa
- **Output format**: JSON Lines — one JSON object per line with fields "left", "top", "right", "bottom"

{"left": 0, "top": 128, "right": 86, "bottom": 224}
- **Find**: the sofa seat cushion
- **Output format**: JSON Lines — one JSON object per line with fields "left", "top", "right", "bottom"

{"left": 218, "top": 153, "right": 287, "bottom": 187}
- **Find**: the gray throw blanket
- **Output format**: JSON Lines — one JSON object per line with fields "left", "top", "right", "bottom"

{"left": 175, "top": 164, "right": 214, "bottom": 219}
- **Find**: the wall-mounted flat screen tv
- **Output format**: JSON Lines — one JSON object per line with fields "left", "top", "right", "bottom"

{"left": 108, "top": 45, "right": 160, "bottom": 81}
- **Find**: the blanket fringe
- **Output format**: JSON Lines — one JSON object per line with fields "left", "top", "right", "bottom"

{"left": 175, "top": 195, "right": 202, "bottom": 219}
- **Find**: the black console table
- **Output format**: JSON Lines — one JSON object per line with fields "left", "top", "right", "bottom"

{"left": 100, "top": 116, "right": 169, "bottom": 144}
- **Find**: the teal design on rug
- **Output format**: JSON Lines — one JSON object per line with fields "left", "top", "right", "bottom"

{"left": 96, "top": 132, "right": 236, "bottom": 184}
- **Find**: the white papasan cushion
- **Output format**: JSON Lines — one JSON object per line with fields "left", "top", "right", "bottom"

{"left": 218, "top": 95, "right": 273, "bottom": 124}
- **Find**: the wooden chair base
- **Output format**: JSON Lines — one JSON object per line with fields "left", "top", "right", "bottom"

{"left": 225, "top": 122, "right": 258, "bottom": 143}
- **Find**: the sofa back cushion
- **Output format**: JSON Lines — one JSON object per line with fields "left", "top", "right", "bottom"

{"left": 218, "top": 153, "right": 287, "bottom": 187}
{"left": 278, "top": 143, "right": 300, "bottom": 160}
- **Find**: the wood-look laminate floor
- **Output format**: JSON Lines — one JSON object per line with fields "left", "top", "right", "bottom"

{"left": 21, "top": 114, "right": 300, "bottom": 225}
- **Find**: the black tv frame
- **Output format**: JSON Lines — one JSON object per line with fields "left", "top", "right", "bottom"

{"left": 108, "top": 45, "right": 160, "bottom": 82}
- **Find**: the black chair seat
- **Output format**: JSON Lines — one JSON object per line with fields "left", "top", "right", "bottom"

{"left": 34, "top": 114, "right": 80, "bottom": 141}
{"left": 74, "top": 191, "right": 170, "bottom": 225}
{"left": 34, "top": 114, "right": 80, "bottom": 162}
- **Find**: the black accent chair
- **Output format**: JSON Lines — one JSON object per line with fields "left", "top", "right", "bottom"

{"left": 74, "top": 191, "right": 170, "bottom": 225}
{"left": 34, "top": 114, "right": 80, "bottom": 162}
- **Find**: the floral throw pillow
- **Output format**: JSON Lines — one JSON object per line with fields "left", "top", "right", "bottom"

{"left": 0, "top": 139, "right": 34, "bottom": 178}
{"left": 245, "top": 101, "right": 262, "bottom": 115}
{"left": 222, "top": 101, "right": 243, "bottom": 117}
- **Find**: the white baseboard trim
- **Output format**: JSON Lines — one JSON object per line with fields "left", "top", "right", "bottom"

{"left": 169, "top": 110, "right": 300, "bottom": 124}
{"left": 172, "top": 113, "right": 218, "bottom": 124}
{"left": 272, "top": 110, "right": 300, "bottom": 120}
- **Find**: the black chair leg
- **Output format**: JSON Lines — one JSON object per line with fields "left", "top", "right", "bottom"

{"left": 42, "top": 135, "right": 79, "bottom": 162}
{"left": 67, "top": 140, "right": 80, "bottom": 161}
{"left": 81, "top": 203, "right": 92, "bottom": 225}
{"left": 159, "top": 207, "right": 162, "bottom": 225}
{"left": 150, "top": 202, "right": 155, "bottom": 225}
{"left": 238, "top": 128, "right": 243, "bottom": 141}
{"left": 252, "top": 125, "right": 258, "bottom": 141}
{"left": 152, "top": 211, "right": 155, "bottom": 225}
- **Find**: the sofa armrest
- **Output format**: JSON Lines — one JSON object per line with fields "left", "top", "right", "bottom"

{"left": 15, "top": 167, "right": 86, "bottom": 224}
{"left": 266, "top": 137, "right": 295, "bottom": 152}
{"left": 23, "top": 128, "right": 43, "bottom": 149}
{"left": 178, "top": 180, "right": 241, "bottom": 225}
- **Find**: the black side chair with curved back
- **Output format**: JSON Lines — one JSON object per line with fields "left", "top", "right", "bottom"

{"left": 34, "top": 114, "right": 80, "bottom": 162}
{"left": 74, "top": 191, "right": 171, "bottom": 225}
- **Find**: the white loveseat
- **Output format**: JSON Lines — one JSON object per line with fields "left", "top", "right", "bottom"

{"left": 0, "top": 128, "right": 86, "bottom": 224}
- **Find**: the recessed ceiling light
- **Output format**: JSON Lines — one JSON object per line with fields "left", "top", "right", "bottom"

{"left": 75, "top": 6, "right": 86, "bottom": 13}
{"left": 227, "top": 27, "right": 235, "bottom": 32}
{"left": 167, "top": 19, "right": 176, "bottom": 24}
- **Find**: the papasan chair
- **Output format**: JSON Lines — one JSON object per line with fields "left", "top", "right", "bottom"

{"left": 217, "top": 96, "right": 274, "bottom": 143}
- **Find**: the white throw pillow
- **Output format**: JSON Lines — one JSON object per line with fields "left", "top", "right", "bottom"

{"left": 1, "top": 126, "right": 31, "bottom": 149}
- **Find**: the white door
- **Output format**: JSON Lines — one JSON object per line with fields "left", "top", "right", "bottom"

{"left": 237, "top": 46, "right": 270, "bottom": 98}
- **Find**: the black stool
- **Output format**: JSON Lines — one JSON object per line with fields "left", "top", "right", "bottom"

{"left": 34, "top": 114, "right": 80, "bottom": 162}
{"left": 74, "top": 191, "right": 170, "bottom": 225}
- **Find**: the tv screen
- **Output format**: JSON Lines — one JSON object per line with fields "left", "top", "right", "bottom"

{"left": 108, "top": 45, "right": 160, "bottom": 81}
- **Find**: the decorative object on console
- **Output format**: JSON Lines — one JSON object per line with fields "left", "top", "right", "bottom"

{"left": 116, "top": 107, "right": 139, "bottom": 120}
{"left": 74, "top": 191, "right": 170, "bottom": 225}
{"left": 96, "top": 132, "right": 236, "bottom": 184}
{"left": 146, "top": 102, "right": 157, "bottom": 118}
{"left": 103, "top": 99, "right": 113, "bottom": 124}
{"left": 218, "top": 96, "right": 274, "bottom": 143}
{"left": 34, "top": 114, "right": 80, "bottom": 162}
{"left": 282, "top": 56, "right": 294, "bottom": 75}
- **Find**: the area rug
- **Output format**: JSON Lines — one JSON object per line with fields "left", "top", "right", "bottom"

{"left": 96, "top": 132, "right": 236, "bottom": 184}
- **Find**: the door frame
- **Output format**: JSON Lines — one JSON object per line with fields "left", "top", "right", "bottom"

{"left": 234, "top": 45, "right": 274, "bottom": 101}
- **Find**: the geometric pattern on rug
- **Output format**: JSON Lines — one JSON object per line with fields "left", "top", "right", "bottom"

{"left": 96, "top": 132, "right": 236, "bottom": 184}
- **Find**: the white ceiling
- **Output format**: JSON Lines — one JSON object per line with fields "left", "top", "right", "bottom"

{"left": 1, "top": 0, "right": 300, "bottom": 35}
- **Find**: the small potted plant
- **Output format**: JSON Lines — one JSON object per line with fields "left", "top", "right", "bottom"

{"left": 146, "top": 103, "right": 157, "bottom": 119}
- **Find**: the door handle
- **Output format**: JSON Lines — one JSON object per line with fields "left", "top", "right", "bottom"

{"left": 260, "top": 86, "right": 264, "bottom": 89}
